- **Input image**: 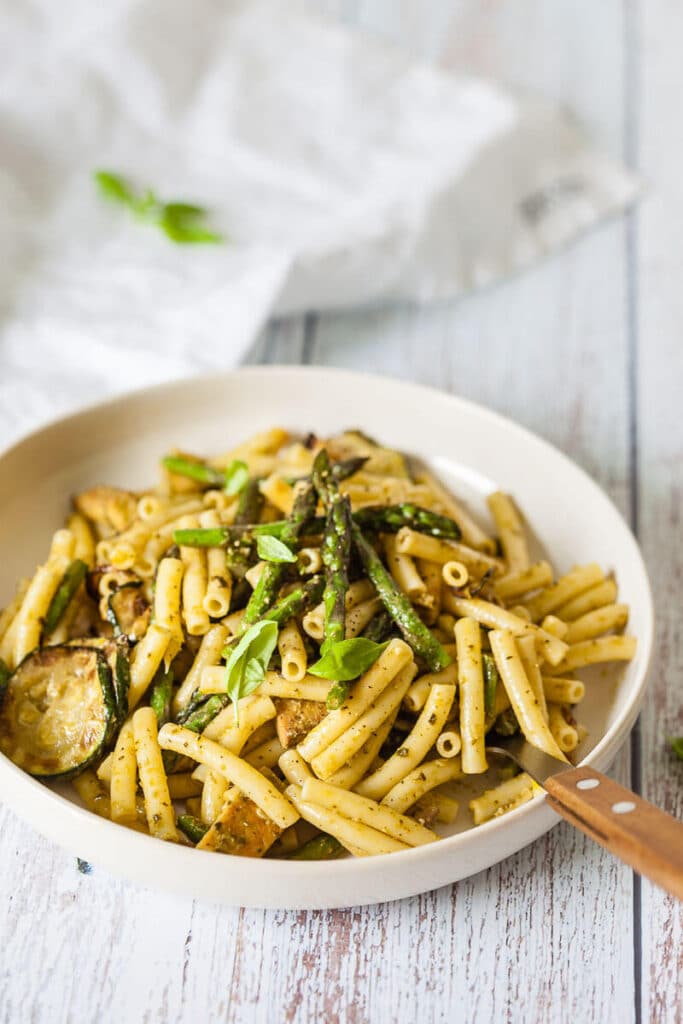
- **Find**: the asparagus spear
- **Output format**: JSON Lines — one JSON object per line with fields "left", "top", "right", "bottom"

{"left": 354, "top": 503, "right": 461, "bottom": 540}
{"left": 176, "top": 693, "right": 230, "bottom": 732}
{"left": 150, "top": 667, "right": 174, "bottom": 727}
{"left": 162, "top": 455, "right": 225, "bottom": 487}
{"left": 177, "top": 814, "right": 209, "bottom": 844}
{"left": 288, "top": 833, "right": 344, "bottom": 860}
{"left": 42, "top": 559, "right": 88, "bottom": 637}
{"left": 240, "top": 480, "right": 317, "bottom": 629}
{"left": 226, "top": 478, "right": 265, "bottom": 579}
{"left": 351, "top": 521, "right": 451, "bottom": 672}
{"left": 261, "top": 575, "right": 325, "bottom": 625}
{"left": 174, "top": 503, "right": 459, "bottom": 549}
{"left": 361, "top": 609, "right": 395, "bottom": 644}
{"left": 174, "top": 521, "right": 313, "bottom": 548}
{"left": 312, "top": 450, "right": 352, "bottom": 652}
{"left": 482, "top": 652, "right": 499, "bottom": 722}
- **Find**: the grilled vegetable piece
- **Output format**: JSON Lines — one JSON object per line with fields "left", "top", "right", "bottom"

{"left": 483, "top": 652, "right": 499, "bottom": 722}
{"left": 313, "top": 449, "right": 352, "bottom": 652}
{"left": 0, "top": 646, "right": 116, "bottom": 778}
{"left": 103, "top": 638, "right": 131, "bottom": 727}
{"left": 173, "top": 458, "right": 365, "bottom": 550}
{"left": 225, "top": 477, "right": 265, "bottom": 591}
{"left": 150, "top": 667, "right": 174, "bottom": 727}
{"left": 241, "top": 480, "right": 317, "bottom": 629}
{"left": 261, "top": 575, "right": 325, "bottom": 626}
{"left": 177, "top": 814, "right": 209, "bottom": 844}
{"left": 162, "top": 454, "right": 226, "bottom": 488}
{"left": 361, "top": 609, "right": 395, "bottom": 645}
{"left": 176, "top": 693, "right": 230, "bottom": 733}
{"left": 163, "top": 691, "right": 229, "bottom": 774}
{"left": 73, "top": 486, "right": 137, "bottom": 531}
{"left": 288, "top": 833, "right": 345, "bottom": 861}
{"left": 42, "top": 559, "right": 88, "bottom": 638}
{"left": 106, "top": 582, "right": 150, "bottom": 641}
{"left": 197, "top": 789, "right": 282, "bottom": 856}
{"left": 354, "top": 504, "right": 461, "bottom": 540}
{"left": 351, "top": 521, "right": 450, "bottom": 672}
{"left": 275, "top": 698, "right": 328, "bottom": 749}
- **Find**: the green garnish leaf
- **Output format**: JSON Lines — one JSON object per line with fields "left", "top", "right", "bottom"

{"left": 668, "top": 736, "right": 683, "bottom": 761}
{"left": 94, "top": 170, "right": 138, "bottom": 206}
{"left": 222, "top": 620, "right": 278, "bottom": 724}
{"left": 160, "top": 209, "right": 222, "bottom": 244}
{"left": 223, "top": 460, "right": 249, "bottom": 496}
{"left": 93, "top": 169, "right": 223, "bottom": 245}
{"left": 308, "top": 638, "right": 389, "bottom": 683}
{"left": 256, "top": 535, "right": 297, "bottom": 564}
{"left": 163, "top": 202, "right": 207, "bottom": 220}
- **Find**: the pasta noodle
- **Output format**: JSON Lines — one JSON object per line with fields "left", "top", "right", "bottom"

{"left": 455, "top": 616, "right": 487, "bottom": 774}
{"left": 486, "top": 491, "right": 529, "bottom": 572}
{"left": 353, "top": 679, "right": 454, "bottom": 800}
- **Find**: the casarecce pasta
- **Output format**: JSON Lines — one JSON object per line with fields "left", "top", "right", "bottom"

{"left": 0, "top": 428, "right": 637, "bottom": 858}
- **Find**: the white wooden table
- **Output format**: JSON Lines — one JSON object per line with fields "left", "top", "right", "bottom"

{"left": 2, "top": 3, "right": 682, "bottom": 1021}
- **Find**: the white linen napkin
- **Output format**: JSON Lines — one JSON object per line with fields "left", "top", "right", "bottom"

{"left": 0, "top": 0, "right": 637, "bottom": 443}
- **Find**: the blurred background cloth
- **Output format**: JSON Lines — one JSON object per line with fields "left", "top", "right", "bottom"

{"left": 0, "top": 0, "right": 637, "bottom": 441}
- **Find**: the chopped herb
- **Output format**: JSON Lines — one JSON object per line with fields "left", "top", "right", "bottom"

{"left": 256, "top": 535, "right": 297, "bottom": 564}
{"left": 94, "top": 170, "right": 223, "bottom": 245}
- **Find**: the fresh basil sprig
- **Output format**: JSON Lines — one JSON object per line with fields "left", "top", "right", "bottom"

{"left": 94, "top": 170, "right": 223, "bottom": 244}
{"left": 256, "top": 535, "right": 297, "bottom": 564}
{"left": 668, "top": 736, "right": 683, "bottom": 761}
{"left": 222, "top": 621, "right": 278, "bottom": 724}
{"left": 309, "top": 638, "right": 389, "bottom": 683}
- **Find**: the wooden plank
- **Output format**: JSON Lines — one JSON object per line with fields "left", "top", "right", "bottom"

{"left": 634, "top": 0, "right": 683, "bottom": 1018}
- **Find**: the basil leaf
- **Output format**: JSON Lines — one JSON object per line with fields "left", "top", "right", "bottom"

{"left": 94, "top": 170, "right": 137, "bottom": 206}
{"left": 223, "top": 620, "right": 278, "bottom": 723}
{"left": 93, "top": 169, "right": 223, "bottom": 245}
{"left": 256, "top": 535, "right": 297, "bottom": 564}
{"left": 223, "top": 459, "right": 249, "bottom": 496}
{"left": 163, "top": 202, "right": 207, "bottom": 221}
{"left": 308, "top": 638, "right": 389, "bottom": 682}
{"left": 160, "top": 211, "right": 222, "bottom": 245}
{"left": 668, "top": 736, "right": 683, "bottom": 761}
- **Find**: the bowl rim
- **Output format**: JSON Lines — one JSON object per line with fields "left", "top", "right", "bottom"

{"left": 0, "top": 365, "right": 655, "bottom": 889}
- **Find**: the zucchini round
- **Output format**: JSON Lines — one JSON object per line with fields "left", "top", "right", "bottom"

{"left": 0, "top": 645, "right": 116, "bottom": 778}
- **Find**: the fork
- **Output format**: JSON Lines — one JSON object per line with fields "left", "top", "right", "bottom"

{"left": 486, "top": 735, "right": 683, "bottom": 899}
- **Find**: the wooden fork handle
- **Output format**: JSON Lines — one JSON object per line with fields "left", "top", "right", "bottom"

{"left": 544, "top": 765, "right": 683, "bottom": 900}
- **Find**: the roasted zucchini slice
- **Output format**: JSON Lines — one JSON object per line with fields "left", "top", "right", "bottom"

{"left": 0, "top": 645, "right": 116, "bottom": 778}
{"left": 106, "top": 582, "right": 150, "bottom": 642}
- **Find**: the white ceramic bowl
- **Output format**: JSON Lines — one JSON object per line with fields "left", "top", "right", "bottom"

{"left": 0, "top": 367, "right": 653, "bottom": 909}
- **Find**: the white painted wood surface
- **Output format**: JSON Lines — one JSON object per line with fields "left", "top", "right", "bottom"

{"left": 1, "top": 3, "right": 681, "bottom": 1022}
